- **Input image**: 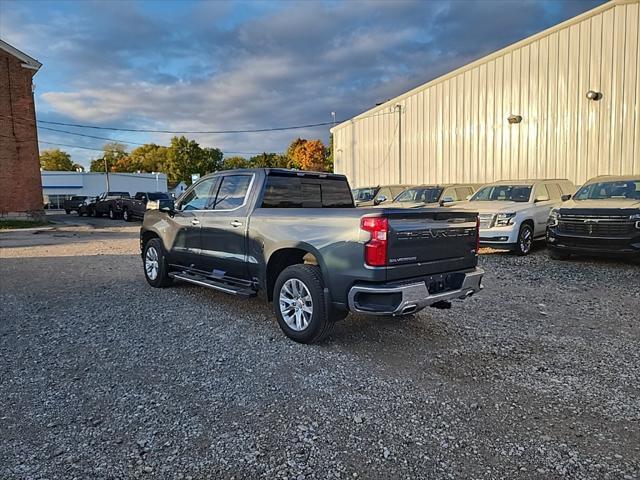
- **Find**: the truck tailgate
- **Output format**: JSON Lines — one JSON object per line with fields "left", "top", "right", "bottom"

{"left": 384, "top": 209, "right": 478, "bottom": 280}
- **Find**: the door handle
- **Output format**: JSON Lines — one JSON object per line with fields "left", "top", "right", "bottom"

{"left": 230, "top": 220, "right": 243, "bottom": 228}
{"left": 191, "top": 219, "right": 200, "bottom": 226}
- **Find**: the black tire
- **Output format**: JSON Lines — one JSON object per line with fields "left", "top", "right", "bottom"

{"left": 122, "top": 208, "right": 131, "bottom": 222}
{"left": 108, "top": 207, "right": 116, "bottom": 220}
{"left": 273, "top": 265, "right": 334, "bottom": 344}
{"left": 78, "top": 210, "right": 84, "bottom": 217}
{"left": 515, "top": 223, "right": 534, "bottom": 256}
{"left": 91, "top": 208, "right": 98, "bottom": 217}
{"left": 142, "top": 238, "right": 173, "bottom": 287}
{"left": 549, "top": 248, "right": 571, "bottom": 260}
{"left": 65, "top": 209, "right": 71, "bottom": 214}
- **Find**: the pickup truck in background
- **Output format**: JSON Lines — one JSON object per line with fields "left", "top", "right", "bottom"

{"left": 63, "top": 196, "right": 88, "bottom": 214}
{"left": 93, "top": 192, "right": 131, "bottom": 219}
{"left": 121, "top": 192, "right": 173, "bottom": 222}
{"left": 140, "top": 168, "right": 484, "bottom": 343}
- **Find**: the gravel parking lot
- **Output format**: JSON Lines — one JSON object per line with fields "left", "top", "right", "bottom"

{"left": 1, "top": 214, "right": 639, "bottom": 480}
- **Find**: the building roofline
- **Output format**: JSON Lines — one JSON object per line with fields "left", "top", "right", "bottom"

{"left": 331, "top": 0, "right": 629, "bottom": 133}
{"left": 0, "top": 39, "right": 42, "bottom": 71}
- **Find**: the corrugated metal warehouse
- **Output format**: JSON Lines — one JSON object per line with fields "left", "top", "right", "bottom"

{"left": 331, "top": 0, "right": 640, "bottom": 188}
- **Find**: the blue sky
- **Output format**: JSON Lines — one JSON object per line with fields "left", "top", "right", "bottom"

{"left": 1, "top": 0, "right": 604, "bottom": 168}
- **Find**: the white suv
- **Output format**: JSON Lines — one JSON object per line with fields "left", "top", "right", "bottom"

{"left": 454, "top": 179, "right": 576, "bottom": 255}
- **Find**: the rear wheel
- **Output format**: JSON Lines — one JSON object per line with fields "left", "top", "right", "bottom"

{"left": 515, "top": 224, "right": 533, "bottom": 256}
{"left": 273, "top": 265, "right": 334, "bottom": 344}
{"left": 108, "top": 207, "right": 115, "bottom": 220}
{"left": 143, "top": 238, "right": 173, "bottom": 287}
{"left": 122, "top": 208, "right": 131, "bottom": 222}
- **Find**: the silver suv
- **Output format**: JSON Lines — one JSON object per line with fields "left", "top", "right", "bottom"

{"left": 455, "top": 179, "right": 575, "bottom": 255}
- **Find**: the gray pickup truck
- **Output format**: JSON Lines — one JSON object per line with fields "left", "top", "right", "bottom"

{"left": 140, "top": 168, "right": 484, "bottom": 343}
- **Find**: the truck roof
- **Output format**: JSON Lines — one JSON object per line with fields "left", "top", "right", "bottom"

{"left": 203, "top": 168, "right": 348, "bottom": 180}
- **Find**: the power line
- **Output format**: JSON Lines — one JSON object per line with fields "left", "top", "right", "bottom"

{"left": 1, "top": 115, "right": 266, "bottom": 155}
{"left": 35, "top": 118, "right": 345, "bottom": 134}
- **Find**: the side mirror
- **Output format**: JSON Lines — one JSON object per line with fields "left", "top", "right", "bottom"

{"left": 561, "top": 194, "right": 572, "bottom": 201}
{"left": 373, "top": 195, "right": 388, "bottom": 206}
{"left": 534, "top": 195, "right": 550, "bottom": 203}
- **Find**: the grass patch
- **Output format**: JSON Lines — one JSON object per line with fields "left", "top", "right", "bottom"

{"left": 0, "top": 219, "right": 49, "bottom": 230}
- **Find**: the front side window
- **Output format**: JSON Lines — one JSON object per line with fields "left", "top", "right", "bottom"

{"left": 214, "top": 175, "right": 252, "bottom": 210}
{"left": 471, "top": 185, "right": 532, "bottom": 202}
{"left": 179, "top": 178, "right": 217, "bottom": 210}
{"left": 396, "top": 187, "right": 443, "bottom": 203}
{"left": 574, "top": 180, "right": 640, "bottom": 200}
{"left": 352, "top": 188, "right": 377, "bottom": 202}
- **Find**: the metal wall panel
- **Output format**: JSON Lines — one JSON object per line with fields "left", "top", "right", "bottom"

{"left": 332, "top": 0, "right": 640, "bottom": 188}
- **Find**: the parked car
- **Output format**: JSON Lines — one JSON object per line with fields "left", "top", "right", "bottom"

{"left": 93, "top": 191, "right": 130, "bottom": 219}
{"left": 454, "top": 179, "right": 575, "bottom": 255}
{"left": 140, "top": 168, "right": 484, "bottom": 343}
{"left": 63, "top": 196, "right": 88, "bottom": 214}
{"left": 381, "top": 183, "right": 480, "bottom": 208}
{"left": 77, "top": 196, "right": 98, "bottom": 217}
{"left": 352, "top": 185, "right": 412, "bottom": 207}
{"left": 547, "top": 175, "right": 640, "bottom": 260}
{"left": 121, "top": 192, "right": 173, "bottom": 222}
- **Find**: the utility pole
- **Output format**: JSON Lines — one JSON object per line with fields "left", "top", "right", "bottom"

{"left": 104, "top": 156, "right": 110, "bottom": 192}
{"left": 395, "top": 104, "right": 402, "bottom": 183}
{"left": 331, "top": 111, "right": 336, "bottom": 127}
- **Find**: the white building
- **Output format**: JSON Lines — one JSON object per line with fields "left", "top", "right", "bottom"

{"left": 331, "top": 0, "right": 640, "bottom": 188}
{"left": 42, "top": 171, "right": 168, "bottom": 209}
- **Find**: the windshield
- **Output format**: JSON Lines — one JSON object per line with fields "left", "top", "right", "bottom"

{"left": 147, "top": 192, "right": 170, "bottom": 200}
{"left": 471, "top": 185, "right": 532, "bottom": 202}
{"left": 352, "top": 188, "right": 377, "bottom": 202}
{"left": 574, "top": 180, "right": 640, "bottom": 200}
{"left": 395, "top": 187, "right": 443, "bottom": 203}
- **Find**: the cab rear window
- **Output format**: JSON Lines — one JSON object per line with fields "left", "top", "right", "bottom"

{"left": 261, "top": 175, "right": 354, "bottom": 208}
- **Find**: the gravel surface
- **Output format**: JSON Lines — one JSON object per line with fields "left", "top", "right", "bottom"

{"left": 1, "top": 215, "right": 639, "bottom": 479}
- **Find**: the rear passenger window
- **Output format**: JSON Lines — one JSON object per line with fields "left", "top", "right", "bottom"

{"left": 214, "top": 175, "right": 252, "bottom": 210}
{"left": 261, "top": 175, "right": 353, "bottom": 208}
{"left": 546, "top": 183, "right": 562, "bottom": 199}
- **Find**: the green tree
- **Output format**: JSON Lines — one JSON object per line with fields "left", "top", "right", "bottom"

{"left": 127, "top": 143, "right": 169, "bottom": 173}
{"left": 222, "top": 156, "right": 250, "bottom": 170}
{"left": 40, "top": 149, "right": 74, "bottom": 171}
{"left": 90, "top": 142, "right": 129, "bottom": 172}
{"left": 249, "top": 152, "right": 290, "bottom": 168}
{"left": 165, "top": 136, "right": 223, "bottom": 184}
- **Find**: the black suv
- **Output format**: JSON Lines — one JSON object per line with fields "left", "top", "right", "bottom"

{"left": 547, "top": 176, "right": 640, "bottom": 259}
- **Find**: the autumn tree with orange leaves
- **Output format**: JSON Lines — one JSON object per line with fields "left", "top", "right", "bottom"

{"left": 290, "top": 138, "right": 328, "bottom": 172}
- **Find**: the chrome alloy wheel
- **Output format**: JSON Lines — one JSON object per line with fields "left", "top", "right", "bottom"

{"left": 145, "top": 246, "right": 159, "bottom": 280}
{"left": 279, "top": 278, "right": 313, "bottom": 331}
{"left": 520, "top": 227, "right": 533, "bottom": 254}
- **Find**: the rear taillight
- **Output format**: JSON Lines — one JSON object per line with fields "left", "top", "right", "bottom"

{"left": 475, "top": 215, "right": 480, "bottom": 253}
{"left": 361, "top": 216, "right": 388, "bottom": 266}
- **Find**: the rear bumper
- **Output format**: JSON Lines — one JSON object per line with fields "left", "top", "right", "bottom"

{"left": 347, "top": 267, "right": 484, "bottom": 316}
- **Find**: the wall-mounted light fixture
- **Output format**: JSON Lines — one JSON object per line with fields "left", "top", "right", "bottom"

{"left": 507, "top": 114, "right": 522, "bottom": 124}
{"left": 586, "top": 90, "right": 603, "bottom": 101}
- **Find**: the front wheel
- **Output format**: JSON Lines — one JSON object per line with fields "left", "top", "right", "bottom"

{"left": 273, "top": 265, "right": 334, "bottom": 344}
{"left": 108, "top": 207, "right": 116, "bottom": 220}
{"left": 122, "top": 208, "right": 131, "bottom": 222}
{"left": 515, "top": 224, "right": 534, "bottom": 256}
{"left": 143, "top": 238, "right": 173, "bottom": 287}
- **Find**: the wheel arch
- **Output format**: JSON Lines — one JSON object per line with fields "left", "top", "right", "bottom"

{"left": 264, "top": 243, "right": 328, "bottom": 302}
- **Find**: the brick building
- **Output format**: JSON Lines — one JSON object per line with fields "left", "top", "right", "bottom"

{"left": 0, "top": 39, "right": 44, "bottom": 220}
